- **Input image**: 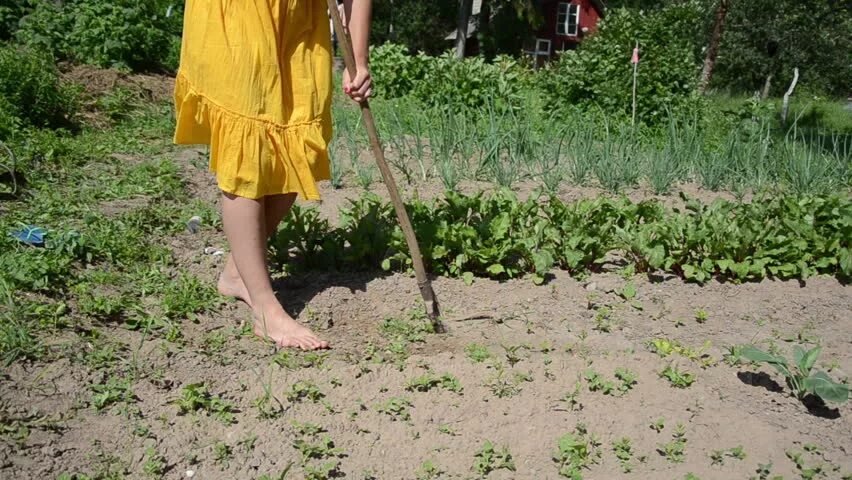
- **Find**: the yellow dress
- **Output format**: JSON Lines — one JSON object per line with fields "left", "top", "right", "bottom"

{"left": 173, "top": 0, "right": 332, "bottom": 200}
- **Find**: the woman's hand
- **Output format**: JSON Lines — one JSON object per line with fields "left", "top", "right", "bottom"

{"left": 343, "top": 66, "right": 372, "bottom": 103}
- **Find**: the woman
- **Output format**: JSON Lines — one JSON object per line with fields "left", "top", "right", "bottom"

{"left": 174, "top": 0, "right": 372, "bottom": 350}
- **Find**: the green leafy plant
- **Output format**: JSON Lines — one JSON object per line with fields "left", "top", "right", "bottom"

{"left": 553, "top": 424, "right": 602, "bottom": 478}
{"left": 405, "top": 372, "right": 463, "bottom": 394}
{"left": 613, "top": 437, "right": 635, "bottom": 473}
{"left": 660, "top": 364, "right": 696, "bottom": 388}
{"left": 465, "top": 343, "right": 492, "bottom": 363}
{"left": 376, "top": 397, "right": 412, "bottom": 422}
{"left": 657, "top": 423, "right": 687, "bottom": 463}
{"left": 175, "top": 383, "right": 236, "bottom": 424}
{"left": 472, "top": 441, "right": 516, "bottom": 477}
{"left": 741, "top": 344, "right": 849, "bottom": 404}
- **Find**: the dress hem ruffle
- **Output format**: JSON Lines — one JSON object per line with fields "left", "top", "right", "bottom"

{"left": 173, "top": 71, "right": 331, "bottom": 201}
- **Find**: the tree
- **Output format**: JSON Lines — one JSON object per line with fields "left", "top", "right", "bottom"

{"left": 456, "top": 0, "right": 473, "bottom": 58}
{"left": 370, "top": 0, "right": 457, "bottom": 55}
{"left": 713, "top": 0, "right": 852, "bottom": 97}
{"left": 698, "top": 0, "right": 731, "bottom": 93}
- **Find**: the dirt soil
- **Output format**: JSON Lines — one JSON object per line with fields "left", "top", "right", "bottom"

{"left": 2, "top": 147, "right": 851, "bottom": 480}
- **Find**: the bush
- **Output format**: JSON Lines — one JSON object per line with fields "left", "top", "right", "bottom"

{"left": 539, "top": 6, "right": 704, "bottom": 124}
{"left": 0, "top": 45, "right": 77, "bottom": 137}
{"left": 370, "top": 43, "right": 530, "bottom": 112}
{"left": 14, "top": 0, "right": 182, "bottom": 71}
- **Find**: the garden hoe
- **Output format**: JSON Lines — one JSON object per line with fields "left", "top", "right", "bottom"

{"left": 326, "top": 0, "right": 443, "bottom": 332}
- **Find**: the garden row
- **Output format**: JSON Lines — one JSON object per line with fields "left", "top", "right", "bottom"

{"left": 272, "top": 191, "right": 851, "bottom": 284}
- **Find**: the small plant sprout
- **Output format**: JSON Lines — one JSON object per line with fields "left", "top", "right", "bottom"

{"left": 660, "top": 364, "right": 696, "bottom": 388}
{"left": 695, "top": 309, "right": 709, "bottom": 323}
{"left": 416, "top": 460, "right": 442, "bottom": 480}
{"left": 175, "top": 383, "right": 236, "bottom": 424}
{"left": 464, "top": 343, "right": 491, "bottom": 363}
{"left": 651, "top": 417, "right": 665, "bottom": 433}
{"left": 405, "top": 372, "right": 463, "bottom": 394}
{"left": 376, "top": 397, "right": 412, "bottom": 422}
{"left": 657, "top": 422, "right": 687, "bottom": 463}
{"left": 741, "top": 344, "right": 849, "bottom": 405}
{"left": 553, "top": 423, "right": 602, "bottom": 478}
{"left": 472, "top": 441, "right": 516, "bottom": 476}
{"left": 613, "top": 437, "right": 635, "bottom": 473}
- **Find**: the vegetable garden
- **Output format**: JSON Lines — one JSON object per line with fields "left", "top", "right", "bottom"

{"left": 1, "top": 2, "right": 851, "bottom": 479}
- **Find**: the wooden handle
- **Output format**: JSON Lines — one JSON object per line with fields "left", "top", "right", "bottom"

{"left": 325, "top": 0, "right": 443, "bottom": 329}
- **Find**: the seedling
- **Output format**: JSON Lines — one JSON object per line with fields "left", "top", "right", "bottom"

{"left": 472, "top": 441, "right": 515, "bottom": 477}
{"left": 615, "top": 368, "right": 638, "bottom": 394}
{"left": 486, "top": 364, "right": 523, "bottom": 398}
{"left": 273, "top": 350, "right": 328, "bottom": 370}
{"left": 90, "top": 377, "right": 133, "bottom": 411}
{"left": 660, "top": 364, "right": 696, "bottom": 388}
{"left": 376, "top": 397, "right": 412, "bottom": 422}
{"left": 585, "top": 369, "right": 615, "bottom": 395}
{"left": 695, "top": 309, "right": 709, "bottom": 324}
{"left": 465, "top": 343, "right": 491, "bottom": 363}
{"left": 416, "top": 460, "right": 442, "bottom": 480}
{"left": 553, "top": 423, "right": 602, "bottom": 478}
{"left": 175, "top": 383, "right": 236, "bottom": 424}
{"left": 502, "top": 344, "right": 526, "bottom": 367}
{"left": 712, "top": 445, "right": 746, "bottom": 465}
{"left": 213, "top": 441, "right": 232, "bottom": 468}
{"left": 405, "top": 372, "right": 463, "bottom": 394}
{"left": 613, "top": 437, "right": 635, "bottom": 473}
{"left": 286, "top": 380, "right": 325, "bottom": 403}
{"left": 657, "top": 423, "right": 687, "bottom": 463}
{"left": 142, "top": 447, "right": 165, "bottom": 477}
{"left": 741, "top": 344, "right": 849, "bottom": 404}
{"left": 561, "top": 381, "right": 583, "bottom": 411}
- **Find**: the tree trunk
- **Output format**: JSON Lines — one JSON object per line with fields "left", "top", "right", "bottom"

{"left": 479, "top": 0, "right": 493, "bottom": 59}
{"left": 760, "top": 73, "right": 773, "bottom": 99}
{"left": 698, "top": 0, "right": 731, "bottom": 94}
{"left": 455, "top": 0, "right": 473, "bottom": 59}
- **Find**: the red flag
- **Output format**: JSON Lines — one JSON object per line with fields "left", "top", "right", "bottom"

{"left": 631, "top": 47, "right": 640, "bottom": 64}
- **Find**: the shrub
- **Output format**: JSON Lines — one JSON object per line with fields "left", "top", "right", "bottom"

{"left": 0, "top": 45, "right": 77, "bottom": 136}
{"left": 539, "top": 6, "right": 704, "bottom": 124}
{"left": 370, "top": 43, "right": 529, "bottom": 112}
{"left": 15, "top": 0, "right": 182, "bottom": 71}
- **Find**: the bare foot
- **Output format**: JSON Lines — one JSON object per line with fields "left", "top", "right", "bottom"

{"left": 253, "top": 305, "right": 329, "bottom": 350}
{"left": 217, "top": 254, "right": 251, "bottom": 306}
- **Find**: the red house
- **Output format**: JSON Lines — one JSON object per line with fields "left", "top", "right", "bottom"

{"left": 528, "top": 0, "right": 606, "bottom": 62}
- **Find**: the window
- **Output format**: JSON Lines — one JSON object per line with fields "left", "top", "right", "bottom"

{"left": 535, "top": 38, "right": 552, "bottom": 56}
{"left": 556, "top": 2, "right": 580, "bottom": 37}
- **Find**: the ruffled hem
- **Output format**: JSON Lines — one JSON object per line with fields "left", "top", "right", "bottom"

{"left": 172, "top": 72, "right": 331, "bottom": 201}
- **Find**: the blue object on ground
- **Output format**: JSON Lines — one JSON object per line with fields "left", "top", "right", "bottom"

{"left": 11, "top": 225, "right": 46, "bottom": 247}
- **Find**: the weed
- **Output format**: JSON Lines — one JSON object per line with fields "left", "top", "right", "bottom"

{"left": 142, "top": 447, "right": 166, "bottom": 477}
{"left": 660, "top": 364, "right": 696, "bottom": 388}
{"left": 416, "top": 460, "right": 442, "bottom": 480}
{"left": 711, "top": 445, "right": 746, "bottom": 466}
{"left": 379, "top": 311, "right": 435, "bottom": 343}
{"left": 473, "top": 441, "right": 516, "bottom": 477}
{"left": 553, "top": 423, "right": 602, "bottom": 478}
{"left": 561, "top": 381, "right": 583, "bottom": 411}
{"left": 695, "top": 309, "right": 709, "bottom": 324}
{"left": 175, "top": 383, "right": 236, "bottom": 424}
{"left": 614, "top": 368, "right": 638, "bottom": 394}
{"left": 90, "top": 377, "right": 133, "bottom": 411}
{"left": 502, "top": 344, "right": 526, "bottom": 366}
{"left": 486, "top": 363, "right": 523, "bottom": 398}
{"left": 213, "top": 441, "right": 232, "bottom": 468}
{"left": 657, "top": 423, "right": 687, "bottom": 463}
{"left": 405, "top": 372, "right": 463, "bottom": 394}
{"left": 613, "top": 437, "right": 635, "bottom": 473}
{"left": 286, "top": 381, "right": 325, "bottom": 403}
{"left": 650, "top": 417, "right": 665, "bottom": 433}
{"left": 376, "top": 397, "right": 412, "bottom": 422}
{"left": 465, "top": 343, "right": 491, "bottom": 363}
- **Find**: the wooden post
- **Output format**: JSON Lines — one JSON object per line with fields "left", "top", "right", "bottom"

{"left": 455, "top": 0, "right": 473, "bottom": 59}
{"left": 632, "top": 42, "right": 639, "bottom": 127}
{"left": 326, "top": 0, "right": 443, "bottom": 330}
{"left": 781, "top": 67, "right": 799, "bottom": 126}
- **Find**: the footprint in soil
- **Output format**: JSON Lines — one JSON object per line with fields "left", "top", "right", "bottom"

{"left": 736, "top": 371, "right": 841, "bottom": 419}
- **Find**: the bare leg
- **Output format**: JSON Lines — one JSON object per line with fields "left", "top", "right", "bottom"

{"left": 220, "top": 192, "right": 327, "bottom": 350}
{"left": 218, "top": 193, "right": 297, "bottom": 304}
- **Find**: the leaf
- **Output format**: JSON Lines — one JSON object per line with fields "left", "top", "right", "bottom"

{"left": 620, "top": 282, "right": 636, "bottom": 300}
{"left": 799, "top": 346, "right": 821, "bottom": 376}
{"left": 805, "top": 371, "right": 849, "bottom": 404}
{"left": 486, "top": 264, "right": 505, "bottom": 276}
{"left": 462, "top": 271, "right": 474, "bottom": 286}
{"left": 740, "top": 346, "right": 787, "bottom": 367}
{"left": 380, "top": 258, "right": 391, "bottom": 271}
